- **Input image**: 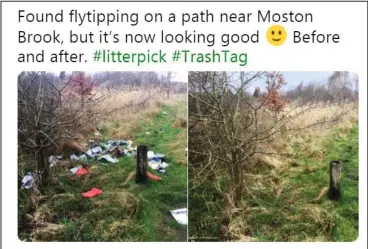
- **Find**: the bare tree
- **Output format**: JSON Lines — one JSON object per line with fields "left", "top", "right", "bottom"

{"left": 18, "top": 71, "right": 160, "bottom": 184}
{"left": 189, "top": 71, "right": 353, "bottom": 209}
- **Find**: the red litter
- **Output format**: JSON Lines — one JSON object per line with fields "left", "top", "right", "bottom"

{"left": 82, "top": 188, "right": 102, "bottom": 198}
{"left": 76, "top": 167, "right": 88, "bottom": 175}
{"left": 147, "top": 172, "right": 161, "bottom": 181}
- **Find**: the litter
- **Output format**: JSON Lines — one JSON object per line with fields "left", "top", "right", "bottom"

{"left": 70, "top": 166, "right": 82, "bottom": 174}
{"left": 49, "top": 155, "right": 62, "bottom": 167}
{"left": 76, "top": 167, "right": 88, "bottom": 175}
{"left": 160, "top": 162, "right": 170, "bottom": 168}
{"left": 79, "top": 154, "right": 88, "bottom": 161}
{"left": 163, "top": 111, "right": 167, "bottom": 115}
{"left": 94, "top": 131, "right": 101, "bottom": 136}
{"left": 21, "top": 172, "right": 34, "bottom": 189}
{"left": 70, "top": 154, "right": 79, "bottom": 161}
{"left": 157, "top": 168, "right": 166, "bottom": 174}
{"left": 82, "top": 188, "right": 102, "bottom": 198}
{"left": 148, "top": 160, "right": 160, "bottom": 170}
{"left": 155, "top": 154, "right": 165, "bottom": 159}
{"left": 111, "top": 147, "right": 124, "bottom": 156}
{"left": 170, "top": 208, "right": 188, "bottom": 225}
{"left": 88, "top": 140, "right": 99, "bottom": 148}
{"left": 147, "top": 151, "right": 155, "bottom": 160}
{"left": 145, "top": 132, "right": 151, "bottom": 135}
{"left": 120, "top": 140, "right": 129, "bottom": 146}
{"left": 86, "top": 149, "right": 94, "bottom": 157}
{"left": 91, "top": 146, "right": 103, "bottom": 154}
{"left": 98, "top": 154, "right": 119, "bottom": 163}
{"left": 147, "top": 172, "right": 161, "bottom": 181}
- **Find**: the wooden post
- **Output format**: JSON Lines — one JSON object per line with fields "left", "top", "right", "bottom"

{"left": 329, "top": 160, "right": 341, "bottom": 200}
{"left": 135, "top": 145, "right": 148, "bottom": 183}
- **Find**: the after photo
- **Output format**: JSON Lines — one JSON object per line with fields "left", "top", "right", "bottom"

{"left": 188, "top": 71, "right": 358, "bottom": 242}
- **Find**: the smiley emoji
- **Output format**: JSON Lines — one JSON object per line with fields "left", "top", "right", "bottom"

{"left": 267, "top": 25, "right": 287, "bottom": 46}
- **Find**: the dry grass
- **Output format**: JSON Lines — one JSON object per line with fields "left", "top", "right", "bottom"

{"left": 252, "top": 103, "right": 358, "bottom": 170}
{"left": 91, "top": 89, "right": 186, "bottom": 139}
{"left": 30, "top": 223, "right": 65, "bottom": 241}
{"left": 286, "top": 103, "right": 358, "bottom": 137}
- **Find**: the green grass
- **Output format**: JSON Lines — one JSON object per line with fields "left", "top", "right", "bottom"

{"left": 329, "top": 124, "right": 359, "bottom": 241}
{"left": 241, "top": 123, "right": 359, "bottom": 241}
{"left": 188, "top": 123, "right": 359, "bottom": 242}
{"left": 18, "top": 104, "right": 187, "bottom": 242}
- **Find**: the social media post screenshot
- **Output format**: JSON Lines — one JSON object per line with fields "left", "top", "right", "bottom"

{"left": 1, "top": 1, "right": 367, "bottom": 249}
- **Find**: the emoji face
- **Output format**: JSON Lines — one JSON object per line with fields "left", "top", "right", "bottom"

{"left": 267, "top": 25, "right": 287, "bottom": 46}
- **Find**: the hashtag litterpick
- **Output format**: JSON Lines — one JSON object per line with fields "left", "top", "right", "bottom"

{"left": 93, "top": 49, "right": 167, "bottom": 66}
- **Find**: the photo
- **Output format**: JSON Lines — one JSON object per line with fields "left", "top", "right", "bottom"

{"left": 188, "top": 71, "right": 358, "bottom": 242}
{"left": 18, "top": 71, "right": 188, "bottom": 242}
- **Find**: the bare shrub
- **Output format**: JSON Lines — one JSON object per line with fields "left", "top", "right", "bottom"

{"left": 189, "top": 71, "right": 356, "bottom": 209}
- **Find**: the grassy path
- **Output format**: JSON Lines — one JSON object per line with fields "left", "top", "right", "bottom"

{"left": 244, "top": 124, "right": 358, "bottom": 241}
{"left": 19, "top": 104, "right": 187, "bottom": 242}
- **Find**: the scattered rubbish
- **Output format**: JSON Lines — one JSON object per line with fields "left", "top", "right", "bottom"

{"left": 82, "top": 188, "right": 102, "bottom": 198}
{"left": 88, "top": 140, "right": 99, "bottom": 148}
{"left": 86, "top": 149, "right": 94, "bottom": 157}
{"left": 157, "top": 168, "right": 166, "bottom": 174}
{"left": 120, "top": 140, "right": 130, "bottom": 146}
{"left": 148, "top": 160, "right": 160, "bottom": 170}
{"left": 147, "top": 172, "right": 161, "bottom": 181}
{"left": 147, "top": 151, "right": 155, "bottom": 160}
{"left": 70, "top": 154, "right": 79, "bottom": 161}
{"left": 163, "top": 111, "right": 167, "bottom": 115}
{"left": 148, "top": 161, "right": 170, "bottom": 170}
{"left": 145, "top": 131, "right": 151, "bottom": 135}
{"left": 91, "top": 146, "right": 103, "bottom": 154}
{"left": 49, "top": 155, "right": 63, "bottom": 167}
{"left": 112, "top": 147, "right": 124, "bottom": 157}
{"left": 79, "top": 154, "right": 88, "bottom": 161}
{"left": 94, "top": 131, "right": 101, "bottom": 136}
{"left": 70, "top": 166, "right": 83, "bottom": 174}
{"left": 21, "top": 172, "right": 34, "bottom": 189}
{"left": 170, "top": 208, "right": 188, "bottom": 225}
{"left": 98, "top": 154, "right": 119, "bottom": 163}
{"left": 155, "top": 154, "right": 165, "bottom": 159}
{"left": 76, "top": 167, "right": 88, "bottom": 175}
{"left": 128, "top": 140, "right": 133, "bottom": 145}
{"left": 161, "top": 162, "right": 170, "bottom": 168}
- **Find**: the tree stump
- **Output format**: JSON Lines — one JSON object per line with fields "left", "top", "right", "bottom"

{"left": 135, "top": 145, "right": 148, "bottom": 183}
{"left": 329, "top": 160, "right": 341, "bottom": 200}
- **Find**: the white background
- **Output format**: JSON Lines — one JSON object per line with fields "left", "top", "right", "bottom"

{"left": 2, "top": 1, "right": 367, "bottom": 248}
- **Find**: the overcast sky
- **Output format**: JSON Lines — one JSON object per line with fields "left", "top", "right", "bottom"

{"left": 49, "top": 71, "right": 357, "bottom": 88}
{"left": 238, "top": 71, "right": 336, "bottom": 91}
{"left": 170, "top": 71, "right": 187, "bottom": 82}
